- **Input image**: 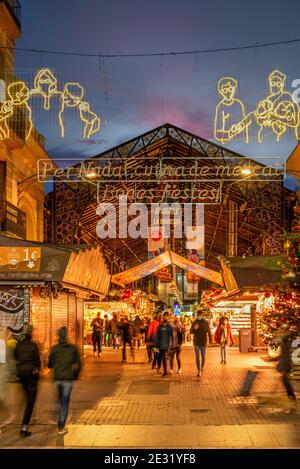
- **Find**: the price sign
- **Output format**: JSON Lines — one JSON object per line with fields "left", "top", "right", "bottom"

{"left": 0, "top": 247, "right": 41, "bottom": 272}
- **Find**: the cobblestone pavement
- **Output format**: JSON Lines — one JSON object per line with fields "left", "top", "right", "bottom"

{"left": 1, "top": 345, "right": 300, "bottom": 448}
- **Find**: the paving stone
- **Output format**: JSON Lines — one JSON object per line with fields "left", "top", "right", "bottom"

{"left": 1, "top": 346, "right": 300, "bottom": 448}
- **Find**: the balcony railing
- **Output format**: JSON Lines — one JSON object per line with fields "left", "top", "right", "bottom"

{"left": 0, "top": 200, "right": 26, "bottom": 238}
{"left": 0, "top": 0, "right": 21, "bottom": 28}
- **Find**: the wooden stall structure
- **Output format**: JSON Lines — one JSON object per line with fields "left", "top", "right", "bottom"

{"left": 0, "top": 235, "right": 110, "bottom": 362}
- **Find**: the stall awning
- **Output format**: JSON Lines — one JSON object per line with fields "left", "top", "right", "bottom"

{"left": 0, "top": 236, "right": 110, "bottom": 296}
{"left": 226, "top": 255, "right": 283, "bottom": 287}
{"left": 111, "top": 250, "right": 224, "bottom": 287}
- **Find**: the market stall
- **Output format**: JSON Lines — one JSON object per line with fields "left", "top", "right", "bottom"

{"left": 84, "top": 300, "right": 134, "bottom": 346}
{"left": 0, "top": 235, "right": 111, "bottom": 363}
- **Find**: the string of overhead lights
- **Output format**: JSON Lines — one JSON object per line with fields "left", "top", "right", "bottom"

{"left": 0, "top": 36, "right": 300, "bottom": 59}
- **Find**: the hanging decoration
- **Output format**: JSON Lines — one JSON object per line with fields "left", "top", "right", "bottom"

{"left": 214, "top": 70, "right": 299, "bottom": 145}
{"left": 0, "top": 68, "right": 101, "bottom": 142}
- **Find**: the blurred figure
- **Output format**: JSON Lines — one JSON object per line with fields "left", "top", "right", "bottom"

{"left": 133, "top": 315, "right": 143, "bottom": 349}
{"left": 14, "top": 324, "right": 40, "bottom": 437}
{"left": 146, "top": 313, "right": 161, "bottom": 366}
{"left": 147, "top": 313, "right": 162, "bottom": 370}
{"left": 0, "top": 327, "right": 15, "bottom": 432}
{"left": 156, "top": 312, "right": 173, "bottom": 377}
{"left": 144, "top": 318, "right": 152, "bottom": 362}
{"left": 118, "top": 316, "right": 135, "bottom": 363}
{"left": 6, "top": 328, "right": 17, "bottom": 381}
{"left": 276, "top": 324, "right": 296, "bottom": 401}
{"left": 169, "top": 317, "right": 183, "bottom": 374}
{"left": 186, "top": 319, "right": 192, "bottom": 343}
{"left": 215, "top": 316, "right": 234, "bottom": 364}
{"left": 103, "top": 314, "right": 110, "bottom": 347}
{"left": 180, "top": 316, "right": 187, "bottom": 343}
{"left": 109, "top": 313, "right": 119, "bottom": 350}
{"left": 90, "top": 312, "right": 103, "bottom": 357}
{"left": 48, "top": 326, "right": 82, "bottom": 435}
{"left": 191, "top": 309, "right": 212, "bottom": 377}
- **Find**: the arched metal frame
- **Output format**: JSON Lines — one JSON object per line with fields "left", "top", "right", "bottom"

{"left": 44, "top": 123, "right": 287, "bottom": 272}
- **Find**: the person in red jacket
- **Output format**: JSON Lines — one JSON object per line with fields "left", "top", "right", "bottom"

{"left": 146, "top": 312, "right": 162, "bottom": 370}
{"left": 215, "top": 316, "right": 234, "bottom": 364}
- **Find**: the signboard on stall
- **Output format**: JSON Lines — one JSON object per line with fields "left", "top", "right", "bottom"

{"left": 0, "top": 237, "right": 71, "bottom": 282}
{"left": 0, "top": 247, "right": 41, "bottom": 272}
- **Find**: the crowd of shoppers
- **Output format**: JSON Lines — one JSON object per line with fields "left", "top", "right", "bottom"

{"left": 0, "top": 309, "right": 297, "bottom": 439}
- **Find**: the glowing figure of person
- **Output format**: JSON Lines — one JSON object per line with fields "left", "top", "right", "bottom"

{"left": 0, "top": 101, "right": 13, "bottom": 140}
{"left": 6, "top": 81, "right": 33, "bottom": 140}
{"left": 58, "top": 82, "right": 84, "bottom": 138}
{"left": 30, "top": 68, "right": 61, "bottom": 110}
{"left": 79, "top": 101, "right": 101, "bottom": 139}
{"left": 59, "top": 82, "right": 101, "bottom": 139}
{"left": 214, "top": 77, "right": 251, "bottom": 144}
{"left": 254, "top": 70, "right": 299, "bottom": 142}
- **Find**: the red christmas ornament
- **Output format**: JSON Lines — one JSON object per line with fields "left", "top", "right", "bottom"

{"left": 264, "top": 292, "right": 271, "bottom": 298}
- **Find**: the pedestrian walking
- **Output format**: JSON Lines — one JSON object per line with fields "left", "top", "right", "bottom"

{"left": 146, "top": 313, "right": 161, "bottom": 365}
{"left": 190, "top": 309, "right": 212, "bottom": 377}
{"left": 215, "top": 316, "right": 234, "bottom": 364}
{"left": 156, "top": 312, "right": 173, "bottom": 377}
{"left": 133, "top": 315, "right": 143, "bottom": 349}
{"left": 169, "top": 317, "right": 183, "bottom": 374}
{"left": 14, "top": 324, "right": 40, "bottom": 437}
{"left": 90, "top": 312, "right": 103, "bottom": 356}
{"left": 109, "top": 313, "right": 119, "bottom": 350}
{"left": 276, "top": 324, "right": 296, "bottom": 401}
{"left": 103, "top": 314, "right": 110, "bottom": 347}
{"left": 118, "top": 316, "right": 135, "bottom": 363}
{"left": 48, "top": 326, "right": 82, "bottom": 435}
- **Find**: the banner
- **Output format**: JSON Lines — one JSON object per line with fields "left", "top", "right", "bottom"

{"left": 186, "top": 204, "right": 205, "bottom": 283}
{"left": 147, "top": 228, "right": 168, "bottom": 258}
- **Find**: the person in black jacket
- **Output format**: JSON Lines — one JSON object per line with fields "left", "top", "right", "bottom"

{"left": 156, "top": 312, "right": 173, "bottom": 377}
{"left": 48, "top": 326, "right": 82, "bottom": 434}
{"left": 118, "top": 316, "right": 135, "bottom": 363}
{"left": 190, "top": 310, "right": 212, "bottom": 377}
{"left": 14, "top": 324, "right": 41, "bottom": 437}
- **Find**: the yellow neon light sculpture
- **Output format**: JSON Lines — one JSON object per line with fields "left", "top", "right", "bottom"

{"left": 254, "top": 70, "right": 299, "bottom": 142}
{"left": 79, "top": 101, "right": 101, "bottom": 139}
{"left": 0, "top": 101, "right": 13, "bottom": 140}
{"left": 0, "top": 81, "right": 33, "bottom": 140}
{"left": 214, "top": 77, "right": 251, "bottom": 144}
{"left": 0, "top": 68, "right": 101, "bottom": 141}
{"left": 31, "top": 68, "right": 59, "bottom": 110}
{"left": 214, "top": 70, "right": 300, "bottom": 144}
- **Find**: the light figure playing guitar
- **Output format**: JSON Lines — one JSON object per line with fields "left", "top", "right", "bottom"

{"left": 254, "top": 70, "right": 299, "bottom": 142}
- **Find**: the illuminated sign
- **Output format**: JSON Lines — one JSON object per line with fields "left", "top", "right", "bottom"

{"left": 0, "top": 68, "right": 101, "bottom": 141}
{"left": 214, "top": 70, "right": 299, "bottom": 144}
{"left": 0, "top": 247, "right": 41, "bottom": 272}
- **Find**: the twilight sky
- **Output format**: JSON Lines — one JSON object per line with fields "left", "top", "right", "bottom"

{"left": 14, "top": 0, "right": 300, "bottom": 188}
